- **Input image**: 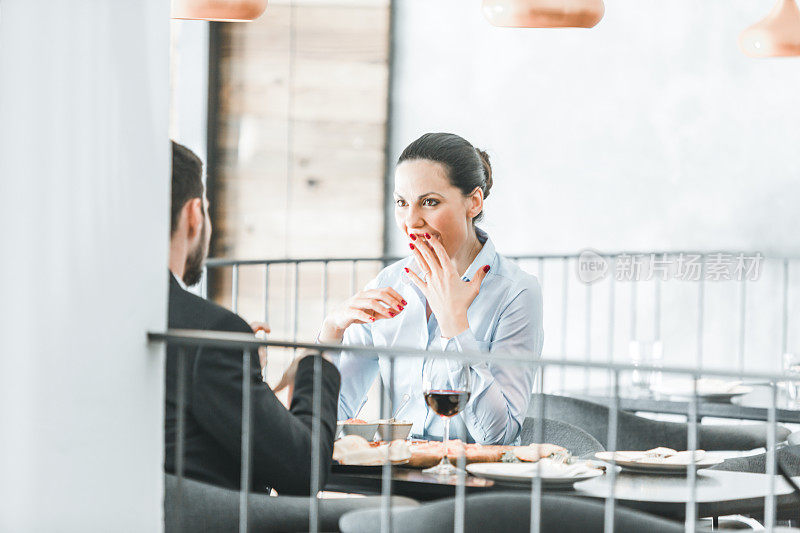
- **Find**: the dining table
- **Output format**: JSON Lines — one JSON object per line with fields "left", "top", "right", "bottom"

{"left": 326, "top": 464, "right": 800, "bottom": 523}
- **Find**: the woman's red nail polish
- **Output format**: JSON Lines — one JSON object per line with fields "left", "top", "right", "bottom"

{"left": 398, "top": 305, "right": 404, "bottom": 311}
{"left": 404, "top": 267, "right": 410, "bottom": 273}
{"left": 389, "top": 311, "right": 395, "bottom": 317}
{"left": 401, "top": 300, "right": 408, "bottom": 305}
{"left": 370, "top": 317, "right": 375, "bottom": 321}
{"left": 425, "top": 233, "right": 431, "bottom": 239}
{"left": 409, "top": 234, "right": 417, "bottom": 241}
{"left": 483, "top": 265, "right": 491, "bottom": 273}
{"left": 409, "top": 243, "right": 415, "bottom": 250}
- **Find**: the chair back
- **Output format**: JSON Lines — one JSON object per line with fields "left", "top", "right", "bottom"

{"left": 530, "top": 393, "right": 790, "bottom": 451}
{"left": 518, "top": 417, "right": 604, "bottom": 457}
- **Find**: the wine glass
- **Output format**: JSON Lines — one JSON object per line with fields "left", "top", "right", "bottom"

{"left": 422, "top": 357, "right": 472, "bottom": 475}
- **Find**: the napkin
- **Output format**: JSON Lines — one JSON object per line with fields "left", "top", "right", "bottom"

{"left": 603, "top": 448, "right": 706, "bottom": 464}
{"left": 521, "top": 459, "right": 599, "bottom": 479}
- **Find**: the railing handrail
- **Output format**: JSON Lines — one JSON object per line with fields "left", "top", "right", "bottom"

{"left": 203, "top": 249, "right": 793, "bottom": 268}
{"left": 148, "top": 329, "right": 792, "bottom": 382}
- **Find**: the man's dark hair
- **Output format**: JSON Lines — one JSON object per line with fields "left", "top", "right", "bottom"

{"left": 171, "top": 141, "right": 204, "bottom": 235}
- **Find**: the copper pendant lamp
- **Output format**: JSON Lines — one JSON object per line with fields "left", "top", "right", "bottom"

{"left": 171, "top": 0, "right": 268, "bottom": 22}
{"left": 482, "top": 0, "right": 605, "bottom": 28}
{"left": 739, "top": 0, "right": 800, "bottom": 57}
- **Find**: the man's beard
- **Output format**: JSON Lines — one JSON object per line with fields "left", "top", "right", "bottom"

{"left": 183, "top": 221, "right": 208, "bottom": 287}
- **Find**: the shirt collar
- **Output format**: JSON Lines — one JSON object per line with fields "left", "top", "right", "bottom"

{"left": 170, "top": 270, "right": 189, "bottom": 291}
{"left": 461, "top": 227, "right": 496, "bottom": 282}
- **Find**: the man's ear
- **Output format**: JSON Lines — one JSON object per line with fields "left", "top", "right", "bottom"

{"left": 467, "top": 186, "right": 484, "bottom": 220}
{"left": 185, "top": 198, "right": 204, "bottom": 239}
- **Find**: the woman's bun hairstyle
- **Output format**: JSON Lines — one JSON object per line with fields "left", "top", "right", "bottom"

{"left": 398, "top": 132, "right": 492, "bottom": 223}
{"left": 474, "top": 148, "right": 493, "bottom": 200}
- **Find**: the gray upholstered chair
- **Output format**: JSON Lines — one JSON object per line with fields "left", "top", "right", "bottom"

{"left": 339, "top": 492, "right": 699, "bottom": 533}
{"left": 531, "top": 394, "right": 790, "bottom": 451}
{"left": 519, "top": 417, "right": 605, "bottom": 457}
{"left": 165, "top": 474, "right": 418, "bottom": 532}
{"left": 712, "top": 444, "right": 800, "bottom": 476}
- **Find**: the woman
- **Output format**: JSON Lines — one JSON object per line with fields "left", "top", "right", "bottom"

{"left": 319, "top": 133, "right": 543, "bottom": 445}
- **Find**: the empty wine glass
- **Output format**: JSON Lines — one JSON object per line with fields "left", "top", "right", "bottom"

{"left": 629, "top": 340, "right": 663, "bottom": 396}
{"left": 782, "top": 353, "right": 800, "bottom": 408}
{"left": 422, "top": 357, "right": 472, "bottom": 476}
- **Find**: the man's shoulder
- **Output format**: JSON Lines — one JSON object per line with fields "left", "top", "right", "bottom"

{"left": 168, "top": 276, "right": 251, "bottom": 334}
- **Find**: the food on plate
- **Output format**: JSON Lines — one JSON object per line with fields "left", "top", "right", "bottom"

{"left": 600, "top": 447, "right": 707, "bottom": 464}
{"left": 344, "top": 418, "right": 368, "bottom": 424}
{"left": 406, "top": 440, "right": 567, "bottom": 469}
{"left": 335, "top": 437, "right": 573, "bottom": 469}
{"left": 333, "top": 435, "right": 411, "bottom": 466}
{"left": 513, "top": 443, "right": 568, "bottom": 462}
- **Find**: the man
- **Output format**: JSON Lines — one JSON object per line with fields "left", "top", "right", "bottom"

{"left": 164, "top": 141, "right": 341, "bottom": 494}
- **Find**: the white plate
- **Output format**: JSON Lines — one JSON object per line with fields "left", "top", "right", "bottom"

{"left": 650, "top": 380, "right": 753, "bottom": 401}
{"left": 594, "top": 452, "right": 724, "bottom": 473}
{"left": 466, "top": 462, "right": 604, "bottom": 487}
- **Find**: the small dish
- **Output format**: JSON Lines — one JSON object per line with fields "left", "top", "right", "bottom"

{"left": 376, "top": 419, "right": 413, "bottom": 441}
{"left": 337, "top": 421, "right": 378, "bottom": 441}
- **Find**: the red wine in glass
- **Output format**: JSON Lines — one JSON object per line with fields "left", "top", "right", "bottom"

{"left": 424, "top": 390, "right": 471, "bottom": 417}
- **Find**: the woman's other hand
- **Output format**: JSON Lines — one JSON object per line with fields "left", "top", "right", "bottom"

{"left": 319, "top": 287, "right": 407, "bottom": 343}
{"left": 405, "top": 233, "right": 489, "bottom": 338}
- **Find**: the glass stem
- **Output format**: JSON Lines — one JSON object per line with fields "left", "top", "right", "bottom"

{"left": 441, "top": 416, "right": 450, "bottom": 467}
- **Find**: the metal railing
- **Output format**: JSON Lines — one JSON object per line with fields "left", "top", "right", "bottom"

{"left": 149, "top": 329, "right": 797, "bottom": 533}
{"left": 201, "top": 251, "right": 799, "bottom": 394}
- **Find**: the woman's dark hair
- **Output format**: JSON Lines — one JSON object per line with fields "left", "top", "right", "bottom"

{"left": 171, "top": 140, "right": 205, "bottom": 236}
{"left": 397, "top": 132, "right": 493, "bottom": 222}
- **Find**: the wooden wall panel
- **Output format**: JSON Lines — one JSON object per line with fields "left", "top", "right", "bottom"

{"left": 208, "top": 1, "right": 391, "bottom": 368}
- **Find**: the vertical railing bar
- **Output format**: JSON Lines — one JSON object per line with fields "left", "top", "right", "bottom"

{"left": 584, "top": 283, "right": 592, "bottom": 392}
{"left": 175, "top": 347, "right": 187, "bottom": 532}
{"left": 262, "top": 265, "right": 270, "bottom": 382}
{"left": 607, "top": 260, "right": 616, "bottom": 389}
{"left": 309, "top": 352, "right": 323, "bottom": 533}
{"left": 232, "top": 264, "right": 240, "bottom": 314}
{"left": 455, "top": 431, "right": 467, "bottom": 533}
{"left": 697, "top": 258, "right": 705, "bottom": 368}
{"left": 537, "top": 258, "right": 545, "bottom": 392}
{"left": 264, "top": 264, "right": 271, "bottom": 324}
{"left": 239, "top": 348, "right": 253, "bottom": 533}
{"left": 283, "top": 264, "right": 291, "bottom": 361}
{"left": 765, "top": 382, "right": 777, "bottom": 531}
{"left": 293, "top": 261, "right": 300, "bottom": 342}
{"left": 684, "top": 375, "right": 698, "bottom": 533}
{"left": 559, "top": 258, "right": 569, "bottom": 392}
{"left": 654, "top": 277, "right": 661, "bottom": 341}
{"left": 738, "top": 278, "right": 747, "bottom": 374}
{"left": 530, "top": 364, "right": 545, "bottom": 533}
{"left": 782, "top": 259, "right": 789, "bottom": 357}
{"left": 630, "top": 281, "right": 638, "bottom": 342}
{"left": 380, "top": 358, "right": 394, "bottom": 533}
{"left": 322, "top": 261, "right": 329, "bottom": 320}
{"left": 603, "top": 370, "right": 619, "bottom": 533}
{"left": 291, "top": 262, "right": 299, "bottom": 369}
{"left": 350, "top": 260, "right": 358, "bottom": 296}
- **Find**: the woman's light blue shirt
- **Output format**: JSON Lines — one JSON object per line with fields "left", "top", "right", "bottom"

{"left": 334, "top": 229, "right": 543, "bottom": 445}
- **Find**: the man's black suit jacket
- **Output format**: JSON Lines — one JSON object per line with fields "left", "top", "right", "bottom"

{"left": 165, "top": 273, "right": 341, "bottom": 494}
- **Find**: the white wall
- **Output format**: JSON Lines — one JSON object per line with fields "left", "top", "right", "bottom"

{"left": 388, "top": 0, "right": 800, "bottom": 373}
{"left": 0, "top": 1, "right": 170, "bottom": 531}
{"left": 170, "top": 20, "right": 209, "bottom": 164}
